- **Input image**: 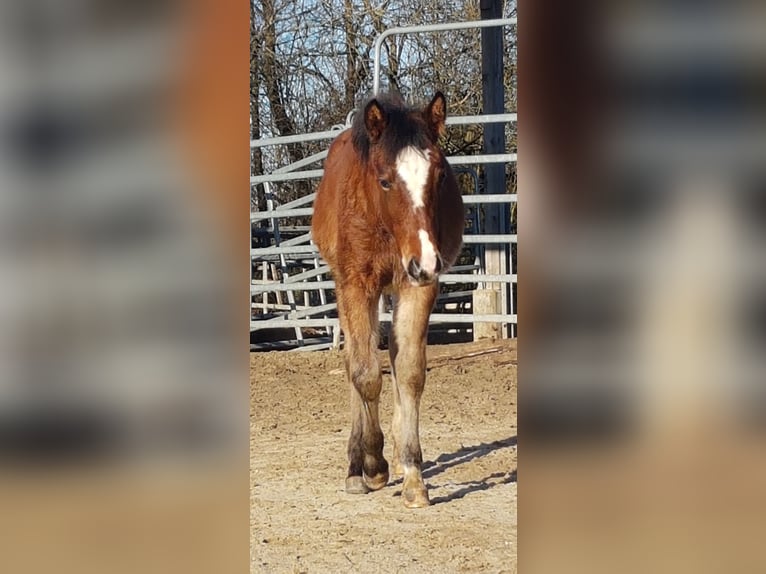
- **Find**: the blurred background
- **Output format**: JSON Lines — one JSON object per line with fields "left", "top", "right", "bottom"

{"left": 0, "top": 1, "right": 248, "bottom": 573}
{"left": 3, "top": 0, "right": 766, "bottom": 571}
{"left": 521, "top": 1, "right": 766, "bottom": 572}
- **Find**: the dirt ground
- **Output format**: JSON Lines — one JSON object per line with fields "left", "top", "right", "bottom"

{"left": 250, "top": 339, "right": 517, "bottom": 574}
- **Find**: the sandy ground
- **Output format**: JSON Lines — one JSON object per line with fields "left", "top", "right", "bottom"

{"left": 250, "top": 339, "right": 517, "bottom": 574}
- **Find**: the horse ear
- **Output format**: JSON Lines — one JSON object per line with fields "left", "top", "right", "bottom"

{"left": 425, "top": 91, "right": 447, "bottom": 139}
{"left": 364, "top": 99, "right": 386, "bottom": 141}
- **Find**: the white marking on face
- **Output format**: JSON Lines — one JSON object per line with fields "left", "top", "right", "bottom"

{"left": 418, "top": 229, "right": 438, "bottom": 275}
{"left": 395, "top": 146, "right": 431, "bottom": 208}
{"left": 400, "top": 230, "right": 439, "bottom": 282}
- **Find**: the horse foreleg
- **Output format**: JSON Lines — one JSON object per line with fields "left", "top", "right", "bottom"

{"left": 337, "top": 285, "right": 389, "bottom": 494}
{"left": 388, "top": 336, "right": 404, "bottom": 478}
{"left": 390, "top": 283, "right": 437, "bottom": 508}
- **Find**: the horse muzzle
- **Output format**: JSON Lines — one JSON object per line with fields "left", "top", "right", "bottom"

{"left": 406, "top": 254, "right": 443, "bottom": 285}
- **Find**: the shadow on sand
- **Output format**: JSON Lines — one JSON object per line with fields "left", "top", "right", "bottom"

{"left": 390, "top": 436, "right": 517, "bottom": 505}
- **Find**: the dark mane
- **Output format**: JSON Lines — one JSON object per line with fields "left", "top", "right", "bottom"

{"left": 351, "top": 92, "right": 432, "bottom": 164}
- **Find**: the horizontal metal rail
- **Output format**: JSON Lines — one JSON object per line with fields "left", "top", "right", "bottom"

{"left": 250, "top": 127, "right": 347, "bottom": 149}
{"left": 448, "top": 113, "right": 517, "bottom": 125}
{"left": 439, "top": 273, "right": 517, "bottom": 283}
{"left": 250, "top": 233, "right": 516, "bottom": 258}
{"left": 263, "top": 302, "right": 337, "bottom": 321}
{"left": 272, "top": 150, "right": 329, "bottom": 173}
{"left": 386, "top": 313, "right": 517, "bottom": 323}
{"left": 250, "top": 154, "right": 517, "bottom": 185}
{"left": 462, "top": 194, "right": 517, "bottom": 203}
{"left": 278, "top": 232, "right": 313, "bottom": 246}
{"left": 251, "top": 169, "right": 324, "bottom": 185}
{"left": 249, "top": 112, "right": 517, "bottom": 149}
{"left": 250, "top": 273, "right": 517, "bottom": 295}
{"left": 252, "top": 318, "right": 340, "bottom": 329}
{"left": 448, "top": 154, "right": 518, "bottom": 165}
{"left": 251, "top": 194, "right": 517, "bottom": 221}
{"left": 251, "top": 208, "right": 314, "bottom": 221}
{"left": 278, "top": 192, "right": 318, "bottom": 210}
{"left": 462, "top": 234, "right": 517, "bottom": 243}
{"left": 251, "top": 313, "right": 517, "bottom": 330}
{"left": 251, "top": 281, "right": 335, "bottom": 294}
{"left": 251, "top": 302, "right": 306, "bottom": 311}
{"left": 252, "top": 245, "right": 319, "bottom": 256}
{"left": 280, "top": 266, "right": 330, "bottom": 282}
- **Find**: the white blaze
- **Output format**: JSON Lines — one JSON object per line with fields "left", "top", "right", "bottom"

{"left": 395, "top": 146, "right": 431, "bottom": 208}
{"left": 418, "top": 229, "right": 438, "bottom": 275}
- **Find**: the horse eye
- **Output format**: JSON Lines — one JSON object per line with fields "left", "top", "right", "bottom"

{"left": 379, "top": 179, "right": 391, "bottom": 190}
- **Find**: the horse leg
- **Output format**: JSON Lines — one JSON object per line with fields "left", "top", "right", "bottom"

{"left": 337, "top": 285, "right": 389, "bottom": 494}
{"left": 389, "top": 283, "right": 437, "bottom": 508}
{"left": 388, "top": 332, "right": 404, "bottom": 477}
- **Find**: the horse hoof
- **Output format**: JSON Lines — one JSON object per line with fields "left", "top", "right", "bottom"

{"left": 391, "top": 462, "right": 404, "bottom": 477}
{"left": 402, "top": 487, "right": 430, "bottom": 508}
{"left": 345, "top": 476, "right": 371, "bottom": 494}
{"left": 364, "top": 471, "right": 389, "bottom": 491}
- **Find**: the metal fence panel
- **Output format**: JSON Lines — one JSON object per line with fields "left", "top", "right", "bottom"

{"left": 251, "top": 19, "right": 517, "bottom": 350}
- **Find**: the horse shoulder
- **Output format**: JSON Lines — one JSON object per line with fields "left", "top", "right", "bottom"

{"left": 312, "top": 131, "right": 354, "bottom": 268}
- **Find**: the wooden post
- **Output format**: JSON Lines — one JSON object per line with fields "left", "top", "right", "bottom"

{"left": 474, "top": 0, "right": 508, "bottom": 340}
{"left": 473, "top": 289, "right": 502, "bottom": 340}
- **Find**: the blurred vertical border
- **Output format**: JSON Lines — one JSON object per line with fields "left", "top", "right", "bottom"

{"left": 0, "top": 1, "right": 248, "bottom": 573}
{"left": 520, "top": 1, "right": 766, "bottom": 572}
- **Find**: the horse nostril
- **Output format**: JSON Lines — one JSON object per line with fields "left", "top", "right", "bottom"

{"left": 407, "top": 257, "right": 421, "bottom": 280}
{"left": 434, "top": 254, "right": 443, "bottom": 274}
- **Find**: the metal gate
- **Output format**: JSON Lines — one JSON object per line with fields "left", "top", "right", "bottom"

{"left": 251, "top": 18, "right": 517, "bottom": 351}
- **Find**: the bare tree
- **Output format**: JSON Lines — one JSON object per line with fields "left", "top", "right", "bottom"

{"left": 250, "top": 0, "right": 517, "bottom": 199}
{"left": 250, "top": 0, "right": 265, "bottom": 210}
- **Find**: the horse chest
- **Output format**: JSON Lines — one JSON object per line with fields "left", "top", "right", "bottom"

{"left": 336, "top": 227, "right": 396, "bottom": 286}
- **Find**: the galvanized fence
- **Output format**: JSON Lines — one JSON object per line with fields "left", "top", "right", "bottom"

{"left": 251, "top": 18, "right": 517, "bottom": 351}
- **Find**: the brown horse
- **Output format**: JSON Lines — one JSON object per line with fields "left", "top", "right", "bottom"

{"left": 312, "top": 92, "right": 464, "bottom": 507}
